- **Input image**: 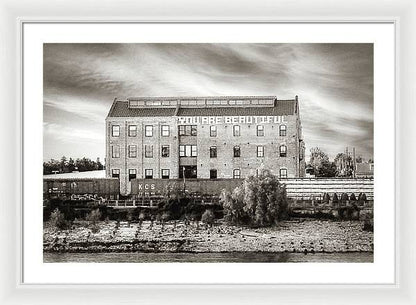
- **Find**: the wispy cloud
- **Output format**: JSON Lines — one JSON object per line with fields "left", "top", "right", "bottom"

{"left": 43, "top": 43, "right": 373, "bottom": 161}
{"left": 43, "top": 122, "right": 104, "bottom": 143}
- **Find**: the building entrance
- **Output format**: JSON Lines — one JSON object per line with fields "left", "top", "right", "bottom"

{"left": 179, "top": 166, "right": 197, "bottom": 178}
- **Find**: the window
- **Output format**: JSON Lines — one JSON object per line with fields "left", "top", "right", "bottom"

{"left": 178, "top": 125, "right": 197, "bottom": 136}
{"left": 233, "top": 169, "right": 241, "bottom": 179}
{"left": 112, "top": 169, "right": 120, "bottom": 178}
{"left": 128, "top": 125, "right": 137, "bottom": 137}
{"left": 128, "top": 145, "right": 137, "bottom": 158}
{"left": 233, "top": 146, "right": 240, "bottom": 157}
{"left": 280, "top": 168, "right": 288, "bottom": 178}
{"left": 161, "top": 145, "right": 170, "bottom": 157}
{"left": 210, "top": 125, "right": 217, "bottom": 137}
{"left": 112, "top": 145, "right": 120, "bottom": 158}
{"left": 111, "top": 125, "right": 120, "bottom": 137}
{"left": 145, "top": 169, "right": 153, "bottom": 179}
{"left": 179, "top": 145, "right": 197, "bottom": 157}
{"left": 210, "top": 146, "right": 217, "bottom": 158}
{"left": 210, "top": 169, "right": 217, "bottom": 179}
{"left": 145, "top": 125, "right": 153, "bottom": 137}
{"left": 191, "top": 145, "right": 197, "bottom": 157}
{"left": 257, "top": 125, "right": 264, "bottom": 136}
{"left": 279, "top": 125, "right": 287, "bottom": 136}
{"left": 280, "top": 145, "right": 287, "bottom": 157}
{"left": 128, "top": 169, "right": 137, "bottom": 181}
{"left": 161, "top": 169, "right": 170, "bottom": 179}
{"left": 233, "top": 125, "right": 240, "bottom": 137}
{"left": 161, "top": 125, "right": 170, "bottom": 137}
{"left": 145, "top": 145, "right": 153, "bottom": 158}
{"left": 257, "top": 145, "right": 264, "bottom": 157}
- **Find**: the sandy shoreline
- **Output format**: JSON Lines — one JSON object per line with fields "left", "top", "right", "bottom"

{"left": 43, "top": 218, "right": 373, "bottom": 254}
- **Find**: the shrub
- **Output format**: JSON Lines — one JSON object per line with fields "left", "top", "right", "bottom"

{"left": 220, "top": 173, "right": 288, "bottom": 227}
{"left": 49, "top": 208, "right": 68, "bottom": 230}
{"left": 86, "top": 208, "right": 102, "bottom": 233}
{"left": 139, "top": 211, "right": 146, "bottom": 221}
{"left": 332, "top": 193, "right": 339, "bottom": 204}
{"left": 350, "top": 193, "right": 357, "bottom": 201}
{"left": 340, "top": 193, "right": 349, "bottom": 204}
{"left": 159, "top": 195, "right": 190, "bottom": 220}
{"left": 322, "top": 193, "right": 330, "bottom": 204}
{"left": 363, "top": 212, "right": 374, "bottom": 231}
{"left": 358, "top": 193, "right": 367, "bottom": 205}
{"left": 201, "top": 209, "right": 215, "bottom": 225}
{"left": 162, "top": 211, "right": 171, "bottom": 222}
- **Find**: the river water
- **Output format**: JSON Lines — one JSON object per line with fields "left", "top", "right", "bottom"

{"left": 44, "top": 251, "right": 373, "bottom": 263}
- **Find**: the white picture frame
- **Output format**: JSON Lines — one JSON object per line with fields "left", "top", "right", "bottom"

{"left": 0, "top": 0, "right": 414, "bottom": 304}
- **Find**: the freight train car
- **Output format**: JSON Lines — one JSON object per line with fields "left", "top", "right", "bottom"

{"left": 129, "top": 178, "right": 374, "bottom": 201}
{"left": 43, "top": 178, "right": 120, "bottom": 200}
{"left": 43, "top": 177, "right": 374, "bottom": 203}
{"left": 130, "top": 178, "right": 243, "bottom": 198}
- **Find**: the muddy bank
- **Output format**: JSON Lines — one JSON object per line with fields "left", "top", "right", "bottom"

{"left": 43, "top": 219, "right": 373, "bottom": 253}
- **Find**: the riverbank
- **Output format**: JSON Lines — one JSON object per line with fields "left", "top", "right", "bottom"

{"left": 43, "top": 218, "right": 373, "bottom": 255}
{"left": 44, "top": 251, "right": 373, "bottom": 263}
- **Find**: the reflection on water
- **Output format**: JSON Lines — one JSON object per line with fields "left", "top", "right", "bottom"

{"left": 44, "top": 251, "right": 373, "bottom": 263}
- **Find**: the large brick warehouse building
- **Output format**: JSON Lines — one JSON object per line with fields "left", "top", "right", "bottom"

{"left": 106, "top": 96, "right": 306, "bottom": 194}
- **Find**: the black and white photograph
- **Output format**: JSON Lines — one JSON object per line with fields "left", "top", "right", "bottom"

{"left": 42, "top": 43, "right": 374, "bottom": 263}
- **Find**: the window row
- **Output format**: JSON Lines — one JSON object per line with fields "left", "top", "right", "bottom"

{"left": 210, "top": 125, "right": 287, "bottom": 137}
{"left": 179, "top": 124, "right": 287, "bottom": 137}
{"left": 112, "top": 144, "right": 288, "bottom": 158}
{"left": 209, "top": 168, "right": 286, "bottom": 179}
{"left": 112, "top": 168, "right": 288, "bottom": 179}
{"left": 111, "top": 124, "right": 171, "bottom": 137}
{"left": 111, "top": 168, "right": 170, "bottom": 180}
{"left": 209, "top": 145, "right": 287, "bottom": 158}
{"left": 112, "top": 145, "right": 171, "bottom": 158}
{"left": 112, "top": 124, "right": 288, "bottom": 138}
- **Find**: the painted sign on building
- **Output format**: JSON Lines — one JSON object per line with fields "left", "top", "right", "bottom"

{"left": 177, "top": 115, "right": 287, "bottom": 125}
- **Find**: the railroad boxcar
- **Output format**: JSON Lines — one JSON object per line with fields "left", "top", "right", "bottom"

{"left": 43, "top": 178, "right": 120, "bottom": 199}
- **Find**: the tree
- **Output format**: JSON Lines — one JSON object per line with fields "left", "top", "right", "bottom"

{"left": 60, "top": 156, "right": 68, "bottom": 173}
{"left": 334, "top": 152, "right": 353, "bottom": 177}
{"left": 316, "top": 160, "right": 337, "bottom": 177}
{"left": 309, "top": 147, "right": 329, "bottom": 176}
{"left": 43, "top": 156, "right": 103, "bottom": 174}
{"left": 68, "top": 157, "right": 76, "bottom": 172}
{"left": 220, "top": 172, "right": 288, "bottom": 227}
{"left": 49, "top": 208, "right": 68, "bottom": 230}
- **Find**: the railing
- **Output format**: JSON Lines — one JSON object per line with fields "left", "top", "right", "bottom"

{"left": 105, "top": 199, "right": 159, "bottom": 208}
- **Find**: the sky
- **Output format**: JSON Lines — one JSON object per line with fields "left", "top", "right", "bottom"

{"left": 43, "top": 43, "right": 373, "bottom": 162}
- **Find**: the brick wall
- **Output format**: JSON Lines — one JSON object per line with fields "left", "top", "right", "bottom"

{"left": 106, "top": 114, "right": 304, "bottom": 194}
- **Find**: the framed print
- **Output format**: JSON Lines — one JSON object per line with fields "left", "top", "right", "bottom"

{"left": 0, "top": 0, "right": 415, "bottom": 304}
{"left": 22, "top": 21, "right": 393, "bottom": 285}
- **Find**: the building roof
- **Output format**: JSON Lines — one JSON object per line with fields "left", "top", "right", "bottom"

{"left": 43, "top": 170, "right": 106, "bottom": 179}
{"left": 108, "top": 101, "right": 177, "bottom": 117}
{"left": 107, "top": 96, "right": 297, "bottom": 118}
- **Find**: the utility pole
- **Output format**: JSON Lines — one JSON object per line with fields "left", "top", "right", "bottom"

{"left": 353, "top": 147, "right": 356, "bottom": 178}
{"left": 182, "top": 167, "right": 186, "bottom": 193}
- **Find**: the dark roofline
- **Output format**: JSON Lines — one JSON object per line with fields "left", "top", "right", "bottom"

{"left": 106, "top": 97, "right": 119, "bottom": 119}
{"left": 126, "top": 95, "right": 279, "bottom": 101}
{"left": 107, "top": 96, "right": 299, "bottom": 118}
